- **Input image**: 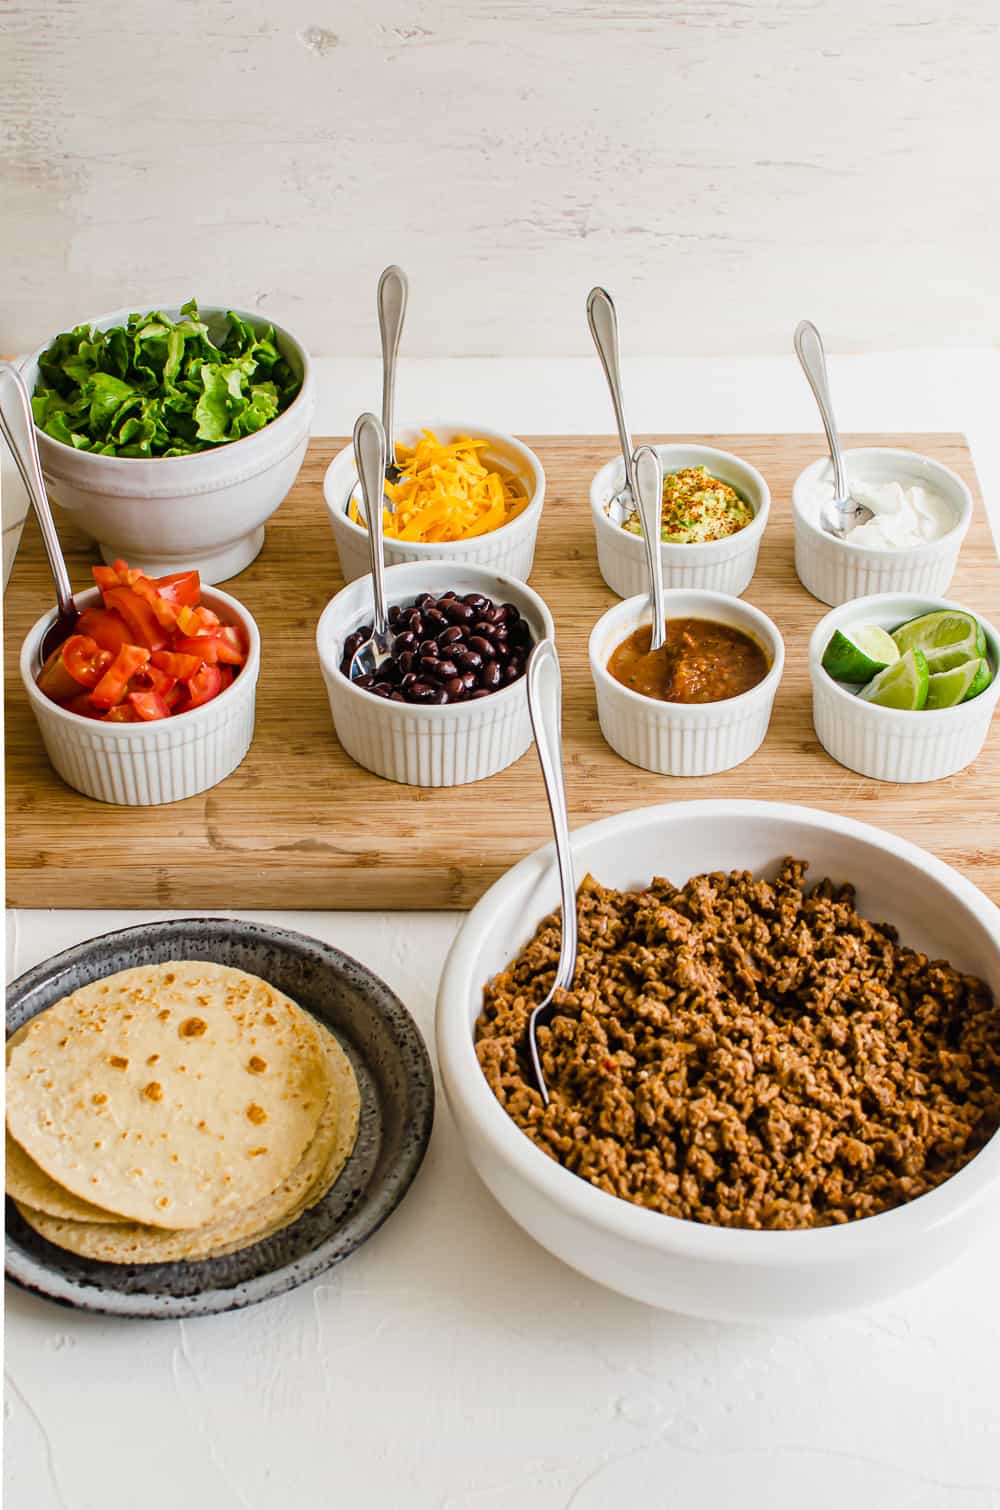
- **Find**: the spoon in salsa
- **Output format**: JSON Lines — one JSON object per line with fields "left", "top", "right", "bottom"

{"left": 586, "top": 286, "right": 638, "bottom": 527}
{"left": 347, "top": 411, "right": 395, "bottom": 682}
{"left": 794, "top": 320, "right": 873, "bottom": 539}
{"left": 525, "top": 637, "right": 579, "bottom": 1107}
{"left": 633, "top": 443, "right": 666, "bottom": 652}
{"left": 0, "top": 361, "right": 82, "bottom": 666}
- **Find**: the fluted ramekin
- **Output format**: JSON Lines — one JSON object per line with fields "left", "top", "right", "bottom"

{"left": 792, "top": 449, "right": 972, "bottom": 607}
{"left": 588, "top": 589, "right": 784, "bottom": 776}
{"left": 589, "top": 444, "right": 770, "bottom": 600}
{"left": 809, "top": 593, "right": 1000, "bottom": 783}
{"left": 316, "top": 561, "right": 555, "bottom": 787}
{"left": 20, "top": 585, "right": 260, "bottom": 805}
{"left": 324, "top": 420, "right": 546, "bottom": 585}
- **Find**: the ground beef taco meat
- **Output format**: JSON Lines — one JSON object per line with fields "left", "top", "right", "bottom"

{"left": 475, "top": 860, "right": 1000, "bottom": 1230}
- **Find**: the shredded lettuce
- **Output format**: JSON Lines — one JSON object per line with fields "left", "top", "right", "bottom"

{"left": 31, "top": 299, "right": 302, "bottom": 458}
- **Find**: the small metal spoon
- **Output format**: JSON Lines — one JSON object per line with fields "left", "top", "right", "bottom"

{"left": 793, "top": 320, "right": 872, "bottom": 539}
{"left": 633, "top": 443, "right": 666, "bottom": 652}
{"left": 587, "top": 286, "right": 638, "bottom": 526}
{"left": 0, "top": 361, "right": 81, "bottom": 666}
{"left": 347, "top": 412, "right": 394, "bottom": 682}
{"left": 525, "top": 638, "right": 579, "bottom": 1107}
{"left": 377, "top": 264, "right": 408, "bottom": 490}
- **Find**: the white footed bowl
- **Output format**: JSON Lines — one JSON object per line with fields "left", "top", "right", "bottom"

{"left": 589, "top": 443, "right": 770, "bottom": 599}
{"left": 792, "top": 448, "right": 972, "bottom": 607}
{"left": 810, "top": 592, "right": 1000, "bottom": 782}
{"left": 22, "top": 305, "right": 314, "bottom": 584}
{"left": 589, "top": 589, "right": 783, "bottom": 776}
{"left": 21, "top": 585, "right": 260, "bottom": 805}
{"left": 316, "top": 561, "right": 555, "bottom": 787}
{"left": 437, "top": 800, "right": 1000, "bottom": 1322}
{"left": 324, "top": 420, "right": 545, "bottom": 585}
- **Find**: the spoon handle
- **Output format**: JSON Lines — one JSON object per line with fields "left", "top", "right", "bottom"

{"left": 353, "top": 412, "right": 389, "bottom": 636}
{"left": 0, "top": 362, "right": 75, "bottom": 618}
{"left": 527, "top": 639, "right": 577, "bottom": 995}
{"left": 377, "top": 265, "right": 408, "bottom": 472}
{"left": 634, "top": 444, "right": 665, "bottom": 652}
{"left": 794, "top": 320, "right": 850, "bottom": 503}
{"left": 586, "top": 287, "right": 637, "bottom": 499}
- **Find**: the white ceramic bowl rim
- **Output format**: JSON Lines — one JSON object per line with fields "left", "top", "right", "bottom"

{"left": 440, "top": 799, "right": 1000, "bottom": 1262}
{"left": 315, "top": 561, "right": 555, "bottom": 721}
{"left": 325, "top": 419, "right": 545, "bottom": 554}
{"left": 792, "top": 447, "right": 973, "bottom": 556}
{"left": 24, "top": 302, "right": 313, "bottom": 468}
{"left": 590, "top": 443, "right": 771, "bottom": 555}
{"left": 20, "top": 584, "right": 261, "bottom": 735}
{"left": 808, "top": 592, "right": 1000, "bottom": 725}
{"left": 589, "top": 591, "right": 785, "bottom": 715}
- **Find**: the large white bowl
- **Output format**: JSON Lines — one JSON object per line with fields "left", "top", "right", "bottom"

{"left": 589, "top": 443, "right": 770, "bottom": 599}
{"left": 21, "top": 304, "right": 315, "bottom": 584}
{"left": 792, "top": 448, "right": 972, "bottom": 607}
{"left": 437, "top": 800, "right": 1000, "bottom": 1322}
{"left": 324, "top": 420, "right": 545, "bottom": 585}
{"left": 316, "top": 561, "right": 555, "bottom": 787}
{"left": 21, "top": 584, "right": 260, "bottom": 805}
{"left": 588, "top": 589, "right": 783, "bottom": 776}
{"left": 810, "top": 592, "right": 1000, "bottom": 782}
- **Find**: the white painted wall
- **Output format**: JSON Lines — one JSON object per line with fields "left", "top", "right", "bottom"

{"left": 3, "top": 0, "right": 999, "bottom": 357}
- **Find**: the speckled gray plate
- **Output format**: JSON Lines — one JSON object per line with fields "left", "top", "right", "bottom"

{"left": 5, "top": 919, "right": 434, "bottom": 1319}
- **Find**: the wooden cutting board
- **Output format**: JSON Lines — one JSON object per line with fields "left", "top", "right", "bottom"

{"left": 6, "top": 434, "right": 999, "bottom": 910}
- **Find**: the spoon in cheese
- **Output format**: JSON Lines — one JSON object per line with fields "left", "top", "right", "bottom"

{"left": 794, "top": 320, "right": 873, "bottom": 538}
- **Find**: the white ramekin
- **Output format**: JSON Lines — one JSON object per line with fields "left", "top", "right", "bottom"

{"left": 436, "top": 799, "right": 1000, "bottom": 1322}
{"left": 792, "top": 448, "right": 972, "bottom": 607}
{"left": 588, "top": 589, "right": 784, "bottom": 776}
{"left": 21, "top": 305, "right": 314, "bottom": 584}
{"left": 316, "top": 561, "right": 555, "bottom": 787}
{"left": 20, "top": 584, "right": 260, "bottom": 805}
{"left": 324, "top": 420, "right": 545, "bottom": 585}
{"left": 589, "top": 443, "right": 770, "bottom": 600}
{"left": 809, "top": 592, "right": 1000, "bottom": 783}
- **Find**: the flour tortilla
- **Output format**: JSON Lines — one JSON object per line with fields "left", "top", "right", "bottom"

{"left": 15, "top": 1023, "right": 360, "bottom": 1264}
{"left": 6, "top": 962, "right": 329, "bottom": 1229}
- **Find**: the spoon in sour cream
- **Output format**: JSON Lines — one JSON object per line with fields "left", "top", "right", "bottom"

{"left": 794, "top": 320, "right": 873, "bottom": 539}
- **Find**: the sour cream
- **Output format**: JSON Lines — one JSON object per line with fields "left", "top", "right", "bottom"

{"left": 806, "top": 475, "right": 955, "bottom": 549}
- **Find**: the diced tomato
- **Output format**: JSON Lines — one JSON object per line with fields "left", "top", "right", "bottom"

{"left": 60, "top": 634, "right": 112, "bottom": 689}
{"left": 173, "top": 629, "right": 244, "bottom": 667}
{"left": 92, "top": 564, "right": 121, "bottom": 593}
{"left": 164, "top": 682, "right": 189, "bottom": 712}
{"left": 155, "top": 570, "right": 201, "bottom": 609}
{"left": 217, "top": 665, "right": 235, "bottom": 691}
{"left": 37, "top": 645, "right": 87, "bottom": 701}
{"left": 128, "top": 689, "right": 171, "bottom": 721}
{"left": 186, "top": 663, "right": 224, "bottom": 708}
{"left": 62, "top": 692, "right": 105, "bottom": 720}
{"left": 176, "top": 603, "right": 221, "bottom": 635}
{"left": 134, "top": 664, "right": 177, "bottom": 698}
{"left": 151, "top": 648, "right": 203, "bottom": 681}
{"left": 103, "top": 585, "right": 169, "bottom": 651}
{"left": 76, "top": 607, "right": 133, "bottom": 656}
{"left": 90, "top": 644, "right": 150, "bottom": 709}
{"left": 104, "top": 703, "right": 140, "bottom": 722}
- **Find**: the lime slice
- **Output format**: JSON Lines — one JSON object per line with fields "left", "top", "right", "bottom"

{"left": 858, "top": 648, "right": 929, "bottom": 710}
{"left": 925, "top": 656, "right": 994, "bottom": 710}
{"left": 891, "top": 610, "right": 986, "bottom": 673}
{"left": 822, "top": 625, "right": 900, "bottom": 683}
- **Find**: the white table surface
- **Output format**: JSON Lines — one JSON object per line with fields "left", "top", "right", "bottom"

{"left": 7, "top": 351, "right": 1000, "bottom": 1510}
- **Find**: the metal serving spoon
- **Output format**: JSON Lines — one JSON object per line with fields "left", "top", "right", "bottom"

{"left": 377, "top": 264, "right": 408, "bottom": 491}
{"left": 525, "top": 637, "right": 579, "bottom": 1107}
{"left": 793, "top": 320, "right": 872, "bottom": 539}
{"left": 633, "top": 443, "right": 666, "bottom": 652}
{"left": 347, "top": 412, "right": 394, "bottom": 681}
{"left": 587, "top": 286, "right": 638, "bottom": 526}
{"left": 0, "top": 361, "right": 82, "bottom": 666}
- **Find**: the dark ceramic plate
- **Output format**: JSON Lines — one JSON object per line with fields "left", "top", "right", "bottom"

{"left": 5, "top": 919, "right": 434, "bottom": 1318}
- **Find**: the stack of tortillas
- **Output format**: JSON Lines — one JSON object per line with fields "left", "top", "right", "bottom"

{"left": 5, "top": 961, "right": 360, "bottom": 1264}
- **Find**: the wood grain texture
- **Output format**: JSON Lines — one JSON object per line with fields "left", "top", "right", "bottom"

{"left": 5, "top": 432, "right": 999, "bottom": 910}
{"left": 2, "top": 0, "right": 1000, "bottom": 356}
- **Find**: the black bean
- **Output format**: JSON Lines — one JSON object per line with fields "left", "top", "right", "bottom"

{"left": 419, "top": 640, "right": 439, "bottom": 658}
{"left": 502, "top": 662, "right": 521, "bottom": 684}
{"left": 436, "top": 658, "right": 458, "bottom": 680}
{"left": 419, "top": 655, "right": 444, "bottom": 679}
{"left": 415, "top": 593, "right": 435, "bottom": 609}
{"left": 472, "top": 621, "right": 496, "bottom": 640}
{"left": 390, "top": 692, "right": 407, "bottom": 702}
{"left": 372, "top": 682, "right": 393, "bottom": 697}
{"left": 463, "top": 593, "right": 487, "bottom": 610}
{"left": 469, "top": 687, "right": 493, "bottom": 699}
{"left": 445, "top": 600, "right": 475, "bottom": 624}
{"left": 443, "top": 676, "right": 465, "bottom": 699}
{"left": 509, "top": 619, "right": 532, "bottom": 647}
{"left": 393, "top": 630, "right": 416, "bottom": 653}
{"left": 354, "top": 673, "right": 375, "bottom": 689}
{"left": 398, "top": 650, "right": 415, "bottom": 674}
{"left": 468, "top": 635, "right": 493, "bottom": 658}
{"left": 482, "top": 659, "right": 501, "bottom": 690}
{"left": 438, "top": 624, "right": 464, "bottom": 646}
{"left": 430, "top": 687, "right": 450, "bottom": 704}
{"left": 500, "top": 603, "right": 520, "bottom": 623}
{"left": 408, "top": 681, "right": 435, "bottom": 701}
{"left": 438, "top": 591, "right": 457, "bottom": 602}
{"left": 424, "top": 607, "right": 447, "bottom": 629}
{"left": 388, "top": 604, "right": 402, "bottom": 624}
{"left": 461, "top": 671, "right": 478, "bottom": 692}
{"left": 454, "top": 648, "right": 483, "bottom": 671}
{"left": 407, "top": 611, "right": 424, "bottom": 636}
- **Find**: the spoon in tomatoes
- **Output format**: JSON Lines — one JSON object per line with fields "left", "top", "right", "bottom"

{"left": 0, "top": 361, "right": 81, "bottom": 665}
{"left": 348, "top": 412, "right": 395, "bottom": 682}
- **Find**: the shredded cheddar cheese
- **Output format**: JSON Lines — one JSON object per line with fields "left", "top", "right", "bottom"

{"left": 348, "top": 430, "right": 528, "bottom": 543}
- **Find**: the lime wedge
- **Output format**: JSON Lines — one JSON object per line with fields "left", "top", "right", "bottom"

{"left": 891, "top": 609, "right": 986, "bottom": 673}
{"left": 859, "top": 648, "right": 929, "bottom": 710}
{"left": 822, "top": 625, "right": 900, "bottom": 683}
{"left": 925, "top": 656, "right": 994, "bottom": 709}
